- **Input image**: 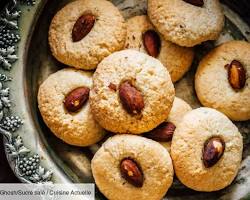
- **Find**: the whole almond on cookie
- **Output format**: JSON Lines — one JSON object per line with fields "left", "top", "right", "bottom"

{"left": 142, "top": 30, "right": 161, "bottom": 58}
{"left": 64, "top": 86, "right": 90, "bottom": 112}
{"left": 120, "top": 158, "right": 144, "bottom": 187}
{"left": 72, "top": 13, "right": 96, "bottom": 42}
{"left": 145, "top": 122, "right": 176, "bottom": 142}
{"left": 183, "top": 0, "right": 204, "bottom": 7}
{"left": 119, "top": 80, "right": 144, "bottom": 115}
{"left": 227, "top": 60, "right": 246, "bottom": 90}
{"left": 202, "top": 137, "right": 225, "bottom": 168}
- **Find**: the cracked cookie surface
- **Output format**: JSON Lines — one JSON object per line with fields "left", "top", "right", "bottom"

{"left": 38, "top": 68, "right": 105, "bottom": 146}
{"left": 125, "top": 15, "right": 194, "bottom": 82}
{"left": 49, "top": 0, "right": 126, "bottom": 70}
{"left": 147, "top": 0, "right": 224, "bottom": 47}
{"left": 92, "top": 134, "right": 173, "bottom": 200}
{"left": 195, "top": 41, "right": 250, "bottom": 121}
{"left": 90, "top": 49, "right": 175, "bottom": 134}
{"left": 171, "top": 107, "right": 243, "bottom": 191}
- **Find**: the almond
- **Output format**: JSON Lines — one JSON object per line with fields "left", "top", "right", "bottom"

{"left": 145, "top": 122, "right": 176, "bottom": 142}
{"left": 64, "top": 87, "right": 90, "bottom": 112}
{"left": 227, "top": 60, "right": 246, "bottom": 90}
{"left": 119, "top": 80, "right": 144, "bottom": 115}
{"left": 183, "top": 0, "right": 204, "bottom": 7}
{"left": 72, "top": 13, "right": 96, "bottom": 42}
{"left": 202, "top": 137, "right": 225, "bottom": 168}
{"left": 108, "top": 83, "right": 117, "bottom": 92}
{"left": 142, "top": 30, "right": 161, "bottom": 58}
{"left": 120, "top": 158, "right": 144, "bottom": 187}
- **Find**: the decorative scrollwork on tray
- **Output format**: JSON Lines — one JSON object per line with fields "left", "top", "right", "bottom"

{"left": 0, "top": 0, "right": 53, "bottom": 183}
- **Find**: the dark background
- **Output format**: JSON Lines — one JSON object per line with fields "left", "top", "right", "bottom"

{"left": 0, "top": 0, "right": 20, "bottom": 183}
{"left": 0, "top": 136, "right": 20, "bottom": 182}
{"left": 0, "top": 0, "right": 250, "bottom": 183}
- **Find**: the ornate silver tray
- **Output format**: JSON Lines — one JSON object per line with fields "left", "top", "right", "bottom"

{"left": 1, "top": 0, "right": 250, "bottom": 199}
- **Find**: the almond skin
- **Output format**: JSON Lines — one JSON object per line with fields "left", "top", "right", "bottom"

{"left": 202, "top": 137, "right": 225, "bottom": 168}
{"left": 119, "top": 80, "right": 144, "bottom": 115}
{"left": 72, "top": 14, "right": 96, "bottom": 42}
{"left": 64, "top": 87, "right": 90, "bottom": 112}
{"left": 142, "top": 30, "right": 161, "bottom": 58}
{"left": 108, "top": 83, "right": 117, "bottom": 92}
{"left": 145, "top": 122, "right": 176, "bottom": 142}
{"left": 120, "top": 158, "right": 144, "bottom": 187}
{"left": 227, "top": 60, "right": 246, "bottom": 90}
{"left": 183, "top": 0, "right": 204, "bottom": 7}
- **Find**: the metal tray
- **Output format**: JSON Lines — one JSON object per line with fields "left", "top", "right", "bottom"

{"left": 0, "top": 0, "right": 250, "bottom": 199}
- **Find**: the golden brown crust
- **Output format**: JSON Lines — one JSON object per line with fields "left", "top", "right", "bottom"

{"left": 148, "top": 0, "right": 224, "bottom": 47}
{"left": 49, "top": 0, "right": 127, "bottom": 70}
{"left": 195, "top": 41, "right": 250, "bottom": 121}
{"left": 92, "top": 135, "right": 174, "bottom": 200}
{"left": 38, "top": 68, "right": 105, "bottom": 146}
{"left": 171, "top": 107, "right": 243, "bottom": 191}
{"left": 90, "top": 50, "right": 175, "bottom": 134}
{"left": 125, "top": 15, "right": 194, "bottom": 82}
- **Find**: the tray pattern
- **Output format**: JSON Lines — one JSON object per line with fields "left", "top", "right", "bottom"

{"left": 0, "top": 0, "right": 53, "bottom": 183}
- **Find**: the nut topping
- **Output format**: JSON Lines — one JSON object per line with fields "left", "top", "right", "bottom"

{"left": 142, "top": 30, "right": 161, "bottom": 58}
{"left": 64, "top": 86, "right": 90, "bottom": 112}
{"left": 145, "top": 122, "right": 176, "bottom": 142}
{"left": 202, "top": 137, "right": 225, "bottom": 168}
{"left": 120, "top": 158, "right": 144, "bottom": 187}
{"left": 227, "top": 60, "right": 246, "bottom": 90}
{"left": 108, "top": 83, "right": 117, "bottom": 91}
{"left": 119, "top": 80, "right": 144, "bottom": 115}
{"left": 72, "top": 13, "right": 96, "bottom": 42}
{"left": 183, "top": 0, "right": 204, "bottom": 7}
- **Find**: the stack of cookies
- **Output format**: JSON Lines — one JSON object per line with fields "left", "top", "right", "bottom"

{"left": 38, "top": 0, "right": 250, "bottom": 199}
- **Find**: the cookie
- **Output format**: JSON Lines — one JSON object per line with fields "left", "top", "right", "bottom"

{"left": 145, "top": 97, "right": 192, "bottom": 152}
{"left": 171, "top": 107, "right": 243, "bottom": 191}
{"left": 125, "top": 15, "right": 194, "bottom": 82}
{"left": 91, "top": 134, "right": 174, "bottom": 200}
{"left": 161, "top": 97, "right": 192, "bottom": 151}
{"left": 167, "top": 97, "right": 192, "bottom": 125}
{"left": 49, "top": 0, "right": 126, "bottom": 70}
{"left": 147, "top": 0, "right": 224, "bottom": 47}
{"left": 90, "top": 49, "right": 175, "bottom": 134}
{"left": 195, "top": 41, "right": 250, "bottom": 121}
{"left": 38, "top": 68, "right": 105, "bottom": 146}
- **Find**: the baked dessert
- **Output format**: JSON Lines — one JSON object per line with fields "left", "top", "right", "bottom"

{"left": 90, "top": 49, "right": 175, "bottom": 134}
{"left": 145, "top": 97, "right": 192, "bottom": 152}
{"left": 195, "top": 40, "right": 250, "bottom": 121}
{"left": 49, "top": 0, "right": 127, "bottom": 70}
{"left": 38, "top": 68, "right": 105, "bottom": 146}
{"left": 91, "top": 134, "right": 174, "bottom": 200}
{"left": 125, "top": 15, "right": 194, "bottom": 82}
{"left": 147, "top": 0, "right": 224, "bottom": 47}
{"left": 171, "top": 107, "right": 243, "bottom": 191}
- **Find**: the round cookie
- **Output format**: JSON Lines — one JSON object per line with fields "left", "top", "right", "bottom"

{"left": 90, "top": 49, "right": 175, "bottom": 134}
{"left": 147, "top": 0, "right": 224, "bottom": 47}
{"left": 91, "top": 134, "right": 174, "bottom": 200}
{"left": 167, "top": 97, "right": 192, "bottom": 125}
{"left": 171, "top": 107, "right": 243, "bottom": 192}
{"left": 49, "top": 0, "right": 126, "bottom": 70}
{"left": 125, "top": 15, "right": 194, "bottom": 82}
{"left": 38, "top": 68, "right": 105, "bottom": 146}
{"left": 195, "top": 41, "right": 250, "bottom": 121}
{"left": 160, "top": 97, "right": 192, "bottom": 152}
